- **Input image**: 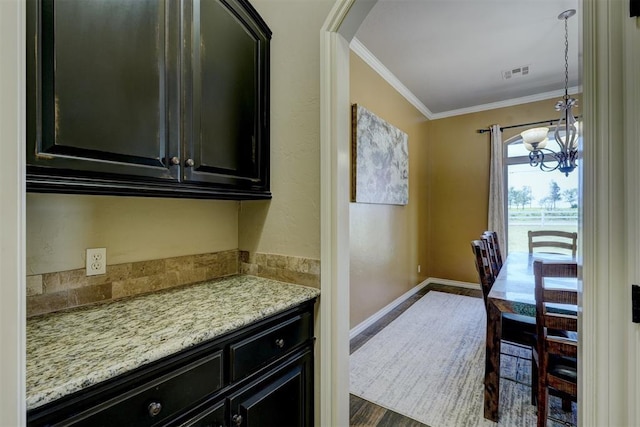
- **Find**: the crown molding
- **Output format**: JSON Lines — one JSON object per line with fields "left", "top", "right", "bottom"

{"left": 350, "top": 37, "right": 434, "bottom": 120}
{"left": 429, "top": 86, "right": 583, "bottom": 120}
{"left": 350, "top": 37, "right": 582, "bottom": 121}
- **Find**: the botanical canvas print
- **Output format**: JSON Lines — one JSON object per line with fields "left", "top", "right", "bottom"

{"left": 351, "top": 104, "right": 409, "bottom": 205}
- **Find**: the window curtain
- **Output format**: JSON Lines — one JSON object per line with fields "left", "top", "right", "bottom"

{"left": 488, "top": 124, "right": 507, "bottom": 253}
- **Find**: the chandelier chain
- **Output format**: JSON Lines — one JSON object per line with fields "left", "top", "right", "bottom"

{"left": 564, "top": 16, "right": 569, "bottom": 98}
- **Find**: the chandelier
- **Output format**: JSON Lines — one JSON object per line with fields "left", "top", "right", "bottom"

{"left": 520, "top": 9, "right": 579, "bottom": 177}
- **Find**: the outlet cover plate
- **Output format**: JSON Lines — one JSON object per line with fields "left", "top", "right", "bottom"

{"left": 86, "top": 248, "right": 106, "bottom": 276}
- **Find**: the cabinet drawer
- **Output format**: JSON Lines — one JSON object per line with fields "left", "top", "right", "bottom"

{"left": 230, "top": 313, "right": 311, "bottom": 381}
{"left": 180, "top": 400, "right": 225, "bottom": 427}
{"left": 63, "top": 351, "right": 223, "bottom": 426}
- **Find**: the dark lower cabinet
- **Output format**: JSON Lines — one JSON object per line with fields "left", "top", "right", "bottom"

{"left": 26, "top": 0, "right": 271, "bottom": 200}
{"left": 228, "top": 351, "right": 313, "bottom": 427}
{"left": 26, "top": 300, "right": 315, "bottom": 427}
{"left": 182, "top": 401, "right": 226, "bottom": 427}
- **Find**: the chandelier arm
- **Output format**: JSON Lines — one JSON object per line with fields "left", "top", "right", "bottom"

{"left": 529, "top": 149, "right": 559, "bottom": 172}
{"left": 529, "top": 146, "right": 577, "bottom": 176}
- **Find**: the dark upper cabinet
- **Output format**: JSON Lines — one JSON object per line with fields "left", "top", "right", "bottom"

{"left": 26, "top": 0, "right": 179, "bottom": 181}
{"left": 183, "top": 0, "right": 270, "bottom": 190}
{"left": 26, "top": 0, "right": 271, "bottom": 200}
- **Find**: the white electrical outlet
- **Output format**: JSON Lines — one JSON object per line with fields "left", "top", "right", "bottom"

{"left": 418, "top": 265, "right": 421, "bottom": 273}
{"left": 86, "top": 248, "right": 107, "bottom": 276}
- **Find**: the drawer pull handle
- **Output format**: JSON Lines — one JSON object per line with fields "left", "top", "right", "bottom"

{"left": 275, "top": 338, "right": 285, "bottom": 348}
{"left": 232, "top": 414, "right": 243, "bottom": 426}
{"left": 148, "top": 401, "right": 162, "bottom": 417}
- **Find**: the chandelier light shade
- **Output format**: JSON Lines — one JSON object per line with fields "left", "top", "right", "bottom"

{"left": 521, "top": 9, "right": 579, "bottom": 176}
{"left": 521, "top": 127, "right": 549, "bottom": 147}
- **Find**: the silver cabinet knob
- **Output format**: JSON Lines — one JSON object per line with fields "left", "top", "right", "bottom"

{"left": 170, "top": 156, "right": 180, "bottom": 165}
{"left": 185, "top": 158, "right": 195, "bottom": 167}
{"left": 148, "top": 401, "right": 162, "bottom": 417}
{"left": 232, "top": 414, "right": 243, "bottom": 426}
{"left": 275, "top": 338, "right": 285, "bottom": 348}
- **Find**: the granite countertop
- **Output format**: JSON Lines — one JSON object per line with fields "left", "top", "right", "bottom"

{"left": 26, "top": 275, "right": 320, "bottom": 411}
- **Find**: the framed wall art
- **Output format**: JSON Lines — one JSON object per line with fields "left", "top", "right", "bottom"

{"left": 351, "top": 104, "right": 408, "bottom": 205}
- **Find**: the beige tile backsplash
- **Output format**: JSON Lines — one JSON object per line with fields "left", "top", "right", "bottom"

{"left": 26, "top": 250, "right": 320, "bottom": 317}
{"left": 239, "top": 251, "right": 320, "bottom": 289}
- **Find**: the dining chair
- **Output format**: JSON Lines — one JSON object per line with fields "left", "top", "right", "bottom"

{"left": 483, "top": 231, "right": 503, "bottom": 265}
{"left": 531, "top": 260, "right": 578, "bottom": 427}
{"left": 528, "top": 230, "right": 578, "bottom": 257}
{"left": 471, "top": 239, "right": 494, "bottom": 304}
{"left": 470, "top": 240, "right": 536, "bottom": 348}
{"left": 482, "top": 231, "right": 503, "bottom": 277}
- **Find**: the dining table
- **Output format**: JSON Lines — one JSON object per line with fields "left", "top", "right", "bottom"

{"left": 483, "top": 251, "right": 578, "bottom": 421}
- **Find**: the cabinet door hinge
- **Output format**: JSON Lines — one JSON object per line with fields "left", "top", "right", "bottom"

{"left": 633, "top": 284, "right": 640, "bottom": 323}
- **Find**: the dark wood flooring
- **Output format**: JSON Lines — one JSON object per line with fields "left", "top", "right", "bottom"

{"left": 349, "top": 283, "right": 483, "bottom": 427}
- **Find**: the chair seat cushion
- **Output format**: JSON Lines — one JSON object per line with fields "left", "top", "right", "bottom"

{"left": 503, "top": 312, "right": 535, "bottom": 327}
{"left": 501, "top": 313, "right": 536, "bottom": 346}
{"left": 548, "top": 354, "right": 577, "bottom": 382}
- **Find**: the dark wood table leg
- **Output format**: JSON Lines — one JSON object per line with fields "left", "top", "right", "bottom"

{"left": 484, "top": 299, "right": 501, "bottom": 421}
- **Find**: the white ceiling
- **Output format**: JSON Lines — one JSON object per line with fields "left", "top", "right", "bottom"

{"left": 353, "top": 0, "right": 581, "bottom": 119}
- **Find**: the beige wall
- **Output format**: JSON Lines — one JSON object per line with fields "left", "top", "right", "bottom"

{"left": 27, "top": 0, "right": 337, "bottom": 277}
{"left": 239, "top": 0, "right": 335, "bottom": 260}
{"left": 427, "top": 96, "right": 582, "bottom": 284}
{"left": 349, "top": 51, "right": 582, "bottom": 325}
{"left": 27, "top": 194, "right": 238, "bottom": 275}
{"left": 349, "top": 51, "right": 430, "bottom": 328}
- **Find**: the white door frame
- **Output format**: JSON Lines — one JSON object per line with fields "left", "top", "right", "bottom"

{"left": 3, "top": 0, "right": 635, "bottom": 425}
{"left": 581, "top": 0, "right": 633, "bottom": 425}
{"left": 319, "top": 0, "right": 635, "bottom": 426}
{"left": 319, "top": 2, "right": 354, "bottom": 425}
{"left": 0, "top": 0, "right": 26, "bottom": 425}
{"left": 622, "top": 5, "right": 640, "bottom": 426}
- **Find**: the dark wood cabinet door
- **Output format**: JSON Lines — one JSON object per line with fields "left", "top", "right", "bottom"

{"left": 183, "top": 0, "right": 270, "bottom": 192}
{"left": 228, "top": 350, "right": 313, "bottom": 427}
{"left": 26, "top": 0, "right": 180, "bottom": 182}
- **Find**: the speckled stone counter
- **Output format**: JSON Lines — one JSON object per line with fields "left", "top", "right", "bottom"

{"left": 26, "top": 275, "right": 320, "bottom": 411}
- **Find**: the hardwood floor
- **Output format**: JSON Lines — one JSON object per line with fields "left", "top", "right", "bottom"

{"left": 349, "top": 283, "right": 483, "bottom": 427}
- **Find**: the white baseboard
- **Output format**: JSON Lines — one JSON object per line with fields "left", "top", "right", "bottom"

{"left": 425, "top": 277, "right": 481, "bottom": 291}
{"left": 349, "top": 277, "right": 481, "bottom": 340}
{"left": 349, "top": 279, "right": 429, "bottom": 340}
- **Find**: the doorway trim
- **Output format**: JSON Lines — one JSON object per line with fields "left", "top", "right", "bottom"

{"left": 319, "top": 2, "right": 354, "bottom": 425}
{"left": 0, "top": 0, "right": 26, "bottom": 425}
{"left": 319, "top": 0, "right": 633, "bottom": 425}
{"left": 581, "top": 0, "right": 631, "bottom": 424}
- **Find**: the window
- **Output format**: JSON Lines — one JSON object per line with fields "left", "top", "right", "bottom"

{"left": 504, "top": 133, "right": 579, "bottom": 252}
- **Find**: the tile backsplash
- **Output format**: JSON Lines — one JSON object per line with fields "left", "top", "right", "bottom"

{"left": 26, "top": 250, "right": 320, "bottom": 317}
{"left": 239, "top": 251, "right": 320, "bottom": 288}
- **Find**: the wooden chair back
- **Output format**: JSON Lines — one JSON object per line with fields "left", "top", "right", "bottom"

{"left": 528, "top": 230, "right": 577, "bottom": 257}
{"left": 533, "top": 260, "right": 578, "bottom": 427}
{"left": 470, "top": 239, "right": 494, "bottom": 305}
{"left": 482, "top": 231, "right": 503, "bottom": 276}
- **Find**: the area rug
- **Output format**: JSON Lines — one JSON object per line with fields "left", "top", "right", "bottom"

{"left": 349, "top": 291, "right": 576, "bottom": 427}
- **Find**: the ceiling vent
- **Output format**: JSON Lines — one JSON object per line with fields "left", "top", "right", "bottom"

{"left": 502, "top": 65, "right": 530, "bottom": 80}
